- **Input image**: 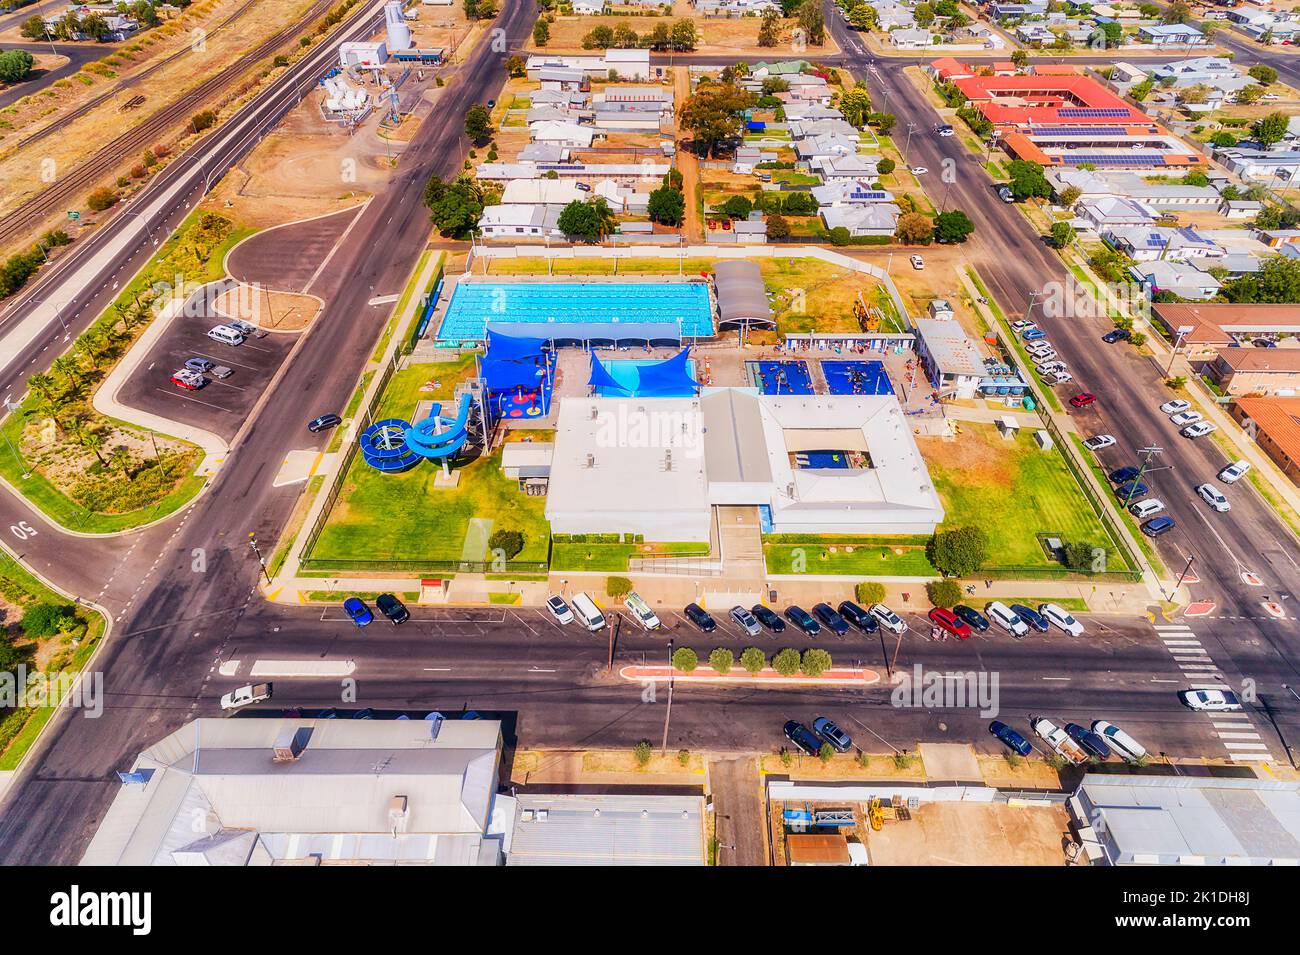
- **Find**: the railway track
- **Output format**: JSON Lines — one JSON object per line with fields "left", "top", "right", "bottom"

{"left": 0, "top": 0, "right": 351, "bottom": 250}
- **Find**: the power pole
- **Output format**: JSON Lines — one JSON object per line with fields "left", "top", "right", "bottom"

{"left": 1124, "top": 445, "right": 1163, "bottom": 510}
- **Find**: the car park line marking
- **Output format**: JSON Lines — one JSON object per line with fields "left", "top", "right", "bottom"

{"left": 422, "top": 667, "right": 451, "bottom": 672}
{"left": 155, "top": 388, "right": 234, "bottom": 412}
{"left": 192, "top": 350, "right": 264, "bottom": 371}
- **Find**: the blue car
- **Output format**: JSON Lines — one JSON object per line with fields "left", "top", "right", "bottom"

{"left": 1108, "top": 466, "right": 1141, "bottom": 484}
{"left": 784, "top": 605, "right": 822, "bottom": 636}
{"left": 1023, "top": 328, "right": 1047, "bottom": 341}
{"left": 1010, "top": 603, "right": 1050, "bottom": 632}
{"left": 1065, "top": 722, "right": 1112, "bottom": 759}
{"left": 953, "top": 604, "right": 990, "bottom": 632}
{"left": 1142, "top": 515, "right": 1176, "bottom": 537}
{"left": 1114, "top": 481, "right": 1148, "bottom": 500}
{"left": 343, "top": 597, "right": 373, "bottom": 628}
{"left": 812, "top": 602, "right": 850, "bottom": 636}
{"left": 989, "top": 720, "right": 1032, "bottom": 756}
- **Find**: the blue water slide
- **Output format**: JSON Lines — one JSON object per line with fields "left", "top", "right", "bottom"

{"left": 360, "top": 418, "right": 420, "bottom": 472}
{"left": 404, "top": 393, "right": 473, "bottom": 460}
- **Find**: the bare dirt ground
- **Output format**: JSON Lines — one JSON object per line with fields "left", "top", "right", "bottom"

{"left": 215, "top": 286, "right": 320, "bottom": 332}
{"left": 0, "top": 0, "right": 322, "bottom": 222}
{"left": 866, "top": 801, "right": 1071, "bottom": 865}
{"left": 528, "top": 12, "right": 840, "bottom": 56}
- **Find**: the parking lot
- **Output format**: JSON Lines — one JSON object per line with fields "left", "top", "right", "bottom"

{"left": 116, "top": 307, "right": 300, "bottom": 442}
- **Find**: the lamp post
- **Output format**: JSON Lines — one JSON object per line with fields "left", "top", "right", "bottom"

{"left": 248, "top": 532, "right": 272, "bottom": 585}
{"left": 1164, "top": 325, "right": 1192, "bottom": 377}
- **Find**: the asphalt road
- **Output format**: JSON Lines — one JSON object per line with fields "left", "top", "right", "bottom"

{"left": 0, "top": 0, "right": 536, "bottom": 864}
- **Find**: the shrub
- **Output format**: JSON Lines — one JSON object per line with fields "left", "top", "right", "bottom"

{"left": 677, "top": 748, "right": 691, "bottom": 766}
{"left": 780, "top": 748, "right": 794, "bottom": 766}
{"left": 487, "top": 529, "right": 524, "bottom": 558}
{"left": 926, "top": 579, "right": 963, "bottom": 608}
{"left": 605, "top": 575, "right": 632, "bottom": 599}
{"left": 928, "top": 526, "right": 989, "bottom": 577}
{"left": 633, "top": 740, "right": 653, "bottom": 766}
{"left": 855, "top": 751, "right": 870, "bottom": 769}
{"left": 819, "top": 743, "right": 835, "bottom": 764}
{"left": 671, "top": 646, "right": 698, "bottom": 672}
{"left": 772, "top": 647, "right": 801, "bottom": 677}
{"left": 190, "top": 109, "right": 217, "bottom": 133}
{"left": 21, "top": 603, "right": 75, "bottom": 638}
{"left": 828, "top": 226, "right": 851, "bottom": 246}
{"left": 855, "top": 581, "right": 886, "bottom": 605}
{"left": 709, "top": 647, "right": 734, "bottom": 674}
{"left": 876, "top": 157, "right": 895, "bottom": 175}
{"left": 893, "top": 752, "right": 916, "bottom": 770}
{"left": 801, "top": 648, "right": 832, "bottom": 677}
{"left": 740, "top": 646, "right": 766, "bottom": 673}
{"left": 86, "top": 187, "right": 118, "bottom": 212}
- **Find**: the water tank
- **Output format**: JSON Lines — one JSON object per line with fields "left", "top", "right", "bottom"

{"left": 384, "top": 1, "right": 413, "bottom": 51}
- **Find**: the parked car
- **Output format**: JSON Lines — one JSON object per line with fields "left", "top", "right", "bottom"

{"left": 343, "top": 597, "right": 373, "bottom": 628}
{"left": 1141, "top": 515, "right": 1176, "bottom": 537}
{"left": 837, "top": 600, "right": 878, "bottom": 634}
{"left": 1023, "top": 328, "right": 1048, "bottom": 342}
{"left": 1218, "top": 460, "right": 1251, "bottom": 484}
{"left": 1109, "top": 466, "right": 1141, "bottom": 484}
{"left": 227, "top": 319, "right": 257, "bottom": 337}
{"left": 936, "top": 124, "right": 954, "bottom": 137}
{"left": 1010, "top": 603, "right": 1050, "bottom": 633}
{"left": 989, "top": 720, "right": 1031, "bottom": 756}
{"left": 996, "top": 185, "right": 1015, "bottom": 203}
{"left": 1180, "top": 688, "right": 1242, "bottom": 712}
{"left": 1031, "top": 717, "right": 1088, "bottom": 764}
{"left": 910, "top": 165, "right": 928, "bottom": 175}
{"left": 1035, "top": 360, "right": 1066, "bottom": 375}
{"left": 1064, "top": 722, "right": 1112, "bottom": 759}
{"left": 206, "top": 324, "right": 244, "bottom": 346}
{"left": 783, "top": 720, "right": 822, "bottom": 756}
{"left": 1197, "top": 482, "right": 1230, "bottom": 513}
{"left": 1160, "top": 399, "right": 1191, "bottom": 415}
{"left": 308, "top": 413, "right": 342, "bottom": 433}
{"left": 729, "top": 605, "right": 762, "bottom": 637}
{"left": 184, "top": 357, "right": 214, "bottom": 374}
{"left": 1069, "top": 392, "right": 1097, "bottom": 408}
{"left": 1169, "top": 410, "right": 1203, "bottom": 427}
{"left": 1182, "top": 421, "right": 1216, "bottom": 439}
{"left": 624, "top": 591, "right": 662, "bottom": 630}
{"left": 1039, "top": 603, "right": 1084, "bottom": 636}
{"left": 1046, "top": 370, "right": 1073, "bottom": 385}
{"left": 784, "top": 605, "right": 822, "bottom": 636}
{"left": 575, "top": 181, "right": 592, "bottom": 192}
{"left": 545, "top": 594, "right": 574, "bottom": 625}
{"left": 870, "top": 603, "right": 906, "bottom": 635}
{"left": 683, "top": 603, "right": 716, "bottom": 633}
{"left": 353, "top": 708, "right": 375, "bottom": 720}
{"left": 220, "top": 682, "right": 273, "bottom": 711}
{"left": 928, "top": 607, "right": 971, "bottom": 640}
{"left": 210, "top": 365, "right": 234, "bottom": 380}
{"left": 1114, "top": 481, "right": 1149, "bottom": 501}
{"left": 1102, "top": 328, "right": 1130, "bottom": 344}
{"left": 1082, "top": 434, "right": 1116, "bottom": 452}
{"left": 812, "top": 602, "right": 850, "bottom": 636}
{"left": 171, "top": 369, "right": 205, "bottom": 390}
{"left": 986, "top": 601, "right": 1029, "bottom": 637}
{"left": 1129, "top": 498, "right": 1164, "bottom": 519}
{"left": 813, "top": 716, "right": 853, "bottom": 752}
{"left": 375, "top": 593, "right": 409, "bottom": 625}
{"left": 1091, "top": 720, "right": 1147, "bottom": 762}
{"left": 910, "top": 254, "right": 924, "bottom": 270}
{"left": 751, "top": 604, "right": 786, "bottom": 633}
{"left": 953, "top": 604, "right": 990, "bottom": 632}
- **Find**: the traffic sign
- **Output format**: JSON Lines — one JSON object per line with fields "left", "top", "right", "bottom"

{"left": 67, "top": 211, "right": 80, "bottom": 220}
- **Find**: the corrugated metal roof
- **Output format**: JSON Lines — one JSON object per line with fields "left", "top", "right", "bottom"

{"left": 507, "top": 794, "right": 704, "bottom": 866}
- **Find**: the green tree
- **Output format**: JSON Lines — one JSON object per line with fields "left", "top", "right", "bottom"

{"left": 800, "top": 648, "right": 832, "bottom": 677}
{"left": 1162, "top": 0, "right": 1192, "bottom": 23}
{"left": 464, "top": 104, "right": 492, "bottom": 144}
{"left": 633, "top": 740, "right": 654, "bottom": 766}
{"left": 928, "top": 526, "right": 989, "bottom": 577}
{"left": 819, "top": 742, "right": 835, "bottom": 764}
{"left": 108, "top": 445, "right": 133, "bottom": 482}
{"left": 583, "top": 25, "right": 614, "bottom": 49}
{"left": 709, "top": 647, "right": 734, "bottom": 674}
{"left": 828, "top": 226, "right": 851, "bottom": 246}
{"left": 838, "top": 85, "right": 873, "bottom": 128}
{"left": 0, "top": 49, "right": 35, "bottom": 84}
{"left": 647, "top": 185, "right": 685, "bottom": 226}
{"left": 848, "top": 4, "right": 876, "bottom": 29}
{"left": 1221, "top": 257, "right": 1300, "bottom": 305}
{"left": 1057, "top": 185, "right": 1082, "bottom": 207}
{"left": 1006, "top": 159, "right": 1051, "bottom": 200}
{"left": 1252, "top": 111, "right": 1289, "bottom": 147}
{"left": 679, "top": 81, "right": 756, "bottom": 157}
{"left": 766, "top": 213, "right": 791, "bottom": 239}
{"left": 605, "top": 575, "right": 633, "bottom": 598}
{"left": 718, "top": 194, "right": 753, "bottom": 219}
{"left": 20, "top": 14, "right": 48, "bottom": 41}
{"left": 487, "top": 529, "right": 524, "bottom": 558}
{"left": 1010, "top": 49, "right": 1028, "bottom": 69}
{"left": 670, "top": 18, "right": 698, "bottom": 51}
{"left": 758, "top": 8, "right": 781, "bottom": 46}
{"left": 913, "top": 1, "right": 934, "bottom": 27}
{"left": 797, "top": 0, "right": 825, "bottom": 44}
{"left": 934, "top": 209, "right": 974, "bottom": 244}
{"left": 1050, "top": 221, "right": 1075, "bottom": 249}
{"left": 533, "top": 18, "right": 549, "bottom": 46}
{"left": 876, "top": 157, "right": 896, "bottom": 176}
{"left": 740, "top": 646, "right": 766, "bottom": 673}
{"left": 425, "top": 178, "right": 483, "bottom": 238}
{"left": 20, "top": 603, "right": 76, "bottom": 638}
{"left": 190, "top": 109, "right": 217, "bottom": 133}
{"left": 1247, "top": 64, "right": 1277, "bottom": 85}
{"left": 672, "top": 646, "right": 699, "bottom": 672}
{"left": 772, "top": 647, "right": 801, "bottom": 677}
{"left": 926, "top": 579, "right": 963, "bottom": 608}
{"left": 86, "top": 187, "right": 118, "bottom": 212}
{"left": 557, "top": 198, "right": 615, "bottom": 242}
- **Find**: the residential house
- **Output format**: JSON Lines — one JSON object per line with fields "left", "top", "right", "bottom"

{"left": 479, "top": 204, "right": 566, "bottom": 240}
{"left": 1152, "top": 303, "right": 1300, "bottom": 357}
{"left": 1220, "top": 199, "right": 1264, "bottom": 220}
{"left": 890, "top": 28, "right": 934, "bottom": 48}
{"left": 1077, "top": 197, "right": 1157, "bottom": 230}
{"left": 1207, "top": 348, "right": 1300, "bottom": 396}
{"left": 501, "top": 180, "right": 588, "bottom": 205}
{"left": 1217, "top": 146, "right": 1300, "bottom": 186}
{"left": 530, "top": 120, "right": 597, "bottom": 148}
{"left": 1137, "top": 24, "right": 1208, "bottom": 46}
{"left": 820, "top": 204, "right": 902, "bottom": 237}
{"left": 1232, "top": 396, "right": 1300, "bottom": 485}
{"left": 817, "top": 153, "right": 882, "bottom": 181}
{"left": 1104, "top": 225, "right": 1222, "bottom": 262}
{"left": 810, "top": 180, "right": 896, "bottom": 207}
{"left": 788, "top": 118, "right": 860, "bottom": 140}
{"left": 1129, "top": 261, "right": 1222, "bottom": 300}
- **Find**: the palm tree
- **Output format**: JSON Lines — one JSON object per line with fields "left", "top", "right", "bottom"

{"left": 52, "top": 356, "right": 80, "bottom": 390}
{"left": 108, "top": 445, "right": 133, "bottom": 482}
{"left": 75, "top": 337, "right": 100, "bottom": 371}
{"left": 82, "top": 430, "right": 106, "bottom": 466}
{"left": 26, "top": 373, "right": 57, "bottom": 406}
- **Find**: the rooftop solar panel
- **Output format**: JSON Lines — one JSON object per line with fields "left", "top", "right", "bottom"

{"left": 1030, "top": 125, "right": 1127, "bottom": 136}
{"left": 1059, "top": 107, "right": 1133, "bottom": 118}
{"left": 1066, "top": 154, "right": 1164, "bottom": 166}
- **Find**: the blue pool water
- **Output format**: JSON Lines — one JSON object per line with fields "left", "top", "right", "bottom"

{"left": 595, "top": 359, "right": 698, "bottom": 397}
{"left": 822, "top": 360, "right": 893, "bottom": 396}
{"left": 755, "top": 360, "right": 814, "bottom": 396}
{"left": 437, "top": 282, "right": 714, "bottom": 342}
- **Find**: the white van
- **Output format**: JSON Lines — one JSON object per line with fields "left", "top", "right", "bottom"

{"left": 623, "top": 591, "right": 661, "bottom": 631}
{"left": 207, "top": 324, "right": 245, "bottom": 346}
{"left": 986, "top": 601, "right": 1029, "bottom": 638}
{"left": 569, "top": 592, "right": 607, "bottom": 632}
{"left": 1092, "top": 720, "right": 1147, "bottom": 763}
{"left": 1129, "top": 498, "right": 1164, "bottom": 519}
{"left": 1218, "top": 460, "right": 1251, "bottom": 484}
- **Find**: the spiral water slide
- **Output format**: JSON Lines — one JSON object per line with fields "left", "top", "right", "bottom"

{"left": 404, "top": 393, "right": 473, "bottom": 460}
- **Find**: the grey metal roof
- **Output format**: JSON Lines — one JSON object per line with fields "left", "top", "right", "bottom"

{"left": 713, "top": 260, "right": 774, "bottom": 329}
{"left": 507, "top": 794, "right": 705, "bottom": 866}
{"left": 702, "top": 388, "right": 773, "bottom": 486}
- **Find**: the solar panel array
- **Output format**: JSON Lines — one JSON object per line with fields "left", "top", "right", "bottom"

{"left": 1058, "top": 107, "right": 1133, "bottom": 118}
{"left": 1066, "top": 154, "right": 1165, "bottom": 167}
{"left": 1030, "top": 125, "right": 1127, "bottom": 137}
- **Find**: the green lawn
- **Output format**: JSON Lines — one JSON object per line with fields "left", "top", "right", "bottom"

{"left": 551, "top": 541, "right": 709, "bottom": 572}
{"left": 309, "top": 356, "right": 550, "bottom": 569}
{"left": 927, "top": 423, "right": 1130, "bottom": 575}
{"left": 764, "top": 540, "right": 937, "bottom": 576}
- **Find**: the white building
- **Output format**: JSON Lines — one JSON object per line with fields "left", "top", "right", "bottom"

{"left": 525, "top": 51, "right": 652, "bottom": 82}
{"left": 339, "top": 40, "right": 388, "bottom": 70}
{"left": 530, "top": 120, "right": 597, "bottom": 148}
{"left": 478, "top": 203, "right": 566, "bottom": 240}
{"left": 81, "top": 718, "right": 509, "bottom": 866}
{"left": 820, "top": 204, "right": 901, "bottom": 237}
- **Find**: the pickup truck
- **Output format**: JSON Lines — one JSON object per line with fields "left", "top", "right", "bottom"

{"left": 221, "top": 682, "right": 273, "bottom": 711}
{"left": 1031, "top": 717, "right": 1088, "bottom": 764}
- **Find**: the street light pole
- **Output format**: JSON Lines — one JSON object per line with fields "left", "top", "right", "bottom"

{"left": 1164, "top": 327, "right": 1188, "bottom": 377}
{"left": 661, "top": 638, "right": 674, "bottom": 755}
{"left": 1124, "top": 445, "right": 1163, "bottom": 511}
{"left": 248, "top": 532, "right": 272, "bottom": 585}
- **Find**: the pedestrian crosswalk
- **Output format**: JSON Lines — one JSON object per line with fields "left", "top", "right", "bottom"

{"left": 1154, "top": 623, "right": 1276, "bottom": 764}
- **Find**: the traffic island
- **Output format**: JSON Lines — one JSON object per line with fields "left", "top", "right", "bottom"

{"left": 619, "top": 665, "right": 882, "bottom": 688}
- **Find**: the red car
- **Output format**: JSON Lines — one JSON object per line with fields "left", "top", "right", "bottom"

{"left": 1069, "top": 392, "right": 1097, "bottom": 408}
{"left": 928, "top": 607, "right": 971, "bottom": 640}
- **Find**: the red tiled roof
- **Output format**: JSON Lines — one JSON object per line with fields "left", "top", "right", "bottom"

{"left": 1235, "top": 396, "right": 1300, "bottom": 465}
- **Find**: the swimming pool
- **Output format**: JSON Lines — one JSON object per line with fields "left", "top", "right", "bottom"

{"left": 438, "top": 282, "right": 714, "bottom": 342}
{"left": 754, "top": 360, "right": 814, "bottom": 396}
{"left": 594, "top": 358, "right": 698, "bottom": 397}
{"left": 822, "top": 360, "right": 893, "bottom": 396}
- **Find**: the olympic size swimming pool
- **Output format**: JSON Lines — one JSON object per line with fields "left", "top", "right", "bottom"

{"left": 437, "top": 282, "right": 714, "bottom": 342}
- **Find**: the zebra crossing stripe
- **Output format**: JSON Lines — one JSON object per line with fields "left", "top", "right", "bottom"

{"left": 1190, "top": 682, "right": 1230, "bottom": 689}
{"left": 1217, "top": 732, "right": 1263, "bottom": 740}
